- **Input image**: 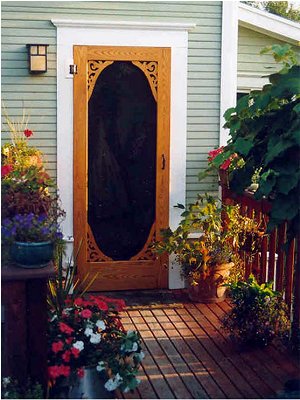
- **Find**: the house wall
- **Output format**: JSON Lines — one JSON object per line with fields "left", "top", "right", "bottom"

{"left": 1, "top": 1, "right": 223, "bottom": 204}
{"left": 238, "top": 26, "right": 300, "bottom": 91}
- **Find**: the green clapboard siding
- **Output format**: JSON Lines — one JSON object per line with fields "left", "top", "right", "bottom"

{"left": 1, "top": 1, "right": 222, "bottom": 201}
{"left": 238, "top": 26, "right": 300, "bottom": 90}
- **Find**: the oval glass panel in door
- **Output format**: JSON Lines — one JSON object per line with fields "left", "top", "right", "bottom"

{"left": 88, "top": 61, "right": 157, "bottom": 260}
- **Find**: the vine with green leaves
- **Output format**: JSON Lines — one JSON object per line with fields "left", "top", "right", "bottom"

{"left": 218, "top": 44, "right": 300, "bottom": 239}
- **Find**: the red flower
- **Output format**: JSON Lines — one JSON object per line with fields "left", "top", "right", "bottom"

{"left": 81, "top": 309, "right": 92, "bottom": 319}
{"left": 220, "top": 158, "right": 231, "bottom": 171}
{"left": 208, "top": 146, "right": 224, "bottom": 163}
{"left": 1, "top": 164, "right": 13, "bottom": 177}
{"left": 24, "top": 129, "right": 33, "bottom": 138}
{"left": 59, "top": 322, "right": 74, "bottom": 335}
{"left": 93, "top": 298, "right": 109, "bottom": 311}
{"left": 62, "top": 350, "right": 71, "bottom": 362}
{"left": 66, "top": 336, "right": 74, "bottom": 345}
{"left": 77, "top": 368, "right": 85, "bottom": 378}
{"left": 74, "top": 297, "right": 84, "bottom": 306}
{"left": 48, "top": 365, "right": 71, "bottom": 379}
{"left": 52, "top": 341, "right": 64, "bottom": 353}
{"left": 71, "top": 347, "right": 80, "bottom": 358}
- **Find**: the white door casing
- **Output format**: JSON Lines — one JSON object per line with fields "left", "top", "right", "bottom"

{"left": 52, "top": 19, "right": 196, "bottom": 289}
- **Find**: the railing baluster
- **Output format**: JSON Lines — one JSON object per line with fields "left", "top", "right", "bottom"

{"left": 276, "top": 223, "right": 286, "bottom": 292}
{"left": 268, "top": 229, "right": 277, "bottom": 285}
{"left": 285, "top": 238, "right": 295, "bottom": 313}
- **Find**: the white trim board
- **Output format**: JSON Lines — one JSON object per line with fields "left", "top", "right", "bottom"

{"left": 219, "top": 2, "right": 238, "bottom": 147}
{"left": 52, "top": 18, "right": 195, "bottom": 289}
{"left": 238, "top": 3, "right": 300, "bottom": 45}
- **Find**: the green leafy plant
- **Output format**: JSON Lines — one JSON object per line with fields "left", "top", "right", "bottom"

{"left": 47, "top": 241, "right": 98, "bottom": 316}
{"left": 220, "top": 44, "right": 300, "bottom": 238}
{"left": 222, "top": 274, "right": 290, "bottom": 347}
{"left": 154, "top": 194, "right": 245, "bottom": 285}
{"left": 1, "top": 377, "right": 44, "bottom": 399}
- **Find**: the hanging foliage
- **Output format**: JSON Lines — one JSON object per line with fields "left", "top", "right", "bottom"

{"left": 223, "top": 44, "right": 300, "bottom": 238}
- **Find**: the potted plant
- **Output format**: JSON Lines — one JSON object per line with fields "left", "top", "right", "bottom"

{"left": 1, "top": 109, "right": 54, "bottom": 219}
{"left": 47, "top": 294, "right": 144, "bottom": 398}
{"left": 1, "top": 206, "right": 64, "bottom": 268}
{"left": 1, "top": 110, "right": 65, "bottom": 267}
{"left": 221, "top": 274, "right": 290, "bottom": 347}
{"left": 154, "top": 194, "right": 241, "bottom": 303}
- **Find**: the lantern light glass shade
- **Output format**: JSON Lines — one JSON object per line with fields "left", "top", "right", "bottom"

{"left": 27, "top": 44, "right": 49, "bottom": 73}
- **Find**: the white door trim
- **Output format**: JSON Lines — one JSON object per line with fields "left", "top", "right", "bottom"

{"left": 220, "top": 2, "right": 238, "bottom": 146}
{"left": 52, "top": 18, "right": 195, "bottom": 288}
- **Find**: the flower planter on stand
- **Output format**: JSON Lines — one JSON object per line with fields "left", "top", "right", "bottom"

{"left": 10, "top": 241, "right": 54, "bottom": 268}
{"left": 187, "top": 262, "right": 234, "bottom": 303}
{"left": 68, "top": 367, "right": 114, "bottom": 399}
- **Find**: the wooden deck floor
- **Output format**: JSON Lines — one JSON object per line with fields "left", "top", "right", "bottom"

{"left": 114, "top": 291, "right": 300, "bottom": 399}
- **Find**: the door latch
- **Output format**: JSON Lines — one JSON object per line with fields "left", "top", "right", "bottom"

{"left": 69, "top": 64, "right": 78, "bottom": 75}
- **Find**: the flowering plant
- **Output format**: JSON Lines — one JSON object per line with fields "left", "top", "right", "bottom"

{"left": 198, "top": 146, "right": 244, "bottom": 182}
{"left": 2, "top": 212, "right": 63, "bottom": 244}
{"left": 48, "top": 294, "right": 144, "bottom": 394}
{"left": 222, "top": 274, "right": 290, "bottom": 347}
{"left": 1, "top": 110, "right": 55, "bottom": 219}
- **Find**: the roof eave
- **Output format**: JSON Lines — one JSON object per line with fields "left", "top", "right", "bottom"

{"left": 238, "top": 3, "right": 300, "bottom": 46}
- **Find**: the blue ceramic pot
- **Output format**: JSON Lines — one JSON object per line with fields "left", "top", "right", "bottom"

{"left": 10, "top": 241, "right": 54, "bottom": 268}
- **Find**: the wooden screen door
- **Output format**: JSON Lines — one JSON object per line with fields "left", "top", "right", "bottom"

{"left": 73, "top": 46, "right": 171, "bottom": 291}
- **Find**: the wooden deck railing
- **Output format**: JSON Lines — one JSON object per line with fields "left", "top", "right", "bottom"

{"left": 221, "top": 184, "right": 299, "bottom": 335}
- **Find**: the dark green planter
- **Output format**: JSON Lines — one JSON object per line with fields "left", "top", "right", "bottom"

{"left": 10, "top": 241, "right": 54, "bottom": 268}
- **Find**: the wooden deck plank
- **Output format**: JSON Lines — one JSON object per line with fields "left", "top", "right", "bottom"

{"left": 141, "top": 308, "right": 209, "bottom": 399}
{"left": 205, "top": 303, "right": 277, "bottom": 398}
{"left": 174, "top": 307, "right": 242, "bottom": 398}
{"left": 139, "top": 309, "right": 207, "bottom": 399}
{"left": 113, "top": 292, "right": 299, "bottom": 399}
{"left": 162, "top": 308, "right": 226, "bottom": 399}
{"left": 127, "top": 309, "right": 189, "bottom": 399}
{"left": 184, "top": 303, "right": 261, "bottom": 399}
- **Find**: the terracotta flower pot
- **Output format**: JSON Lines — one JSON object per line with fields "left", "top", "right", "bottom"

{"left": 187, "top": 262, "right": 234, "bottom": 303}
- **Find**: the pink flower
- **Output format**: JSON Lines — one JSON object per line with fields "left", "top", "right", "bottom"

{"left": 208, "top": 146, "right": 224, "bottom": 163}
{"left": 52, "top": 341, "right": 64, "bottom": 353}
{"left": 24, "top": 129, "right": 33, "bottom": 138}
{"left": 74, "top": 297, "right": 84, "bottom": 306}
{"left": 66, "top": 336, "right": 74, "bottom": 345}
{"left": 62, "top": 350, "right": 71, "bottom": 362}
{"left": 81, "top": 309, "right": 92, "bottom": 319}
{"left": 59, "top": 322, "right": 74, "bottom": 335}
{"left": 220, "top": 159, "right": 231, "bottom": 170}
{"left": 1, "top": 164, "right": 13, "bottom": 177}
{"left": 71, "top": 347, "right": 80, "bottom": 358}
{"left": 48, "top": 365, "right": 71, "bottom": 379}
{"left": 93, "top": 298, "right": 109, "bottom": 311}
{"left": 77, "top": 368, "right": 85, "bottom": 378}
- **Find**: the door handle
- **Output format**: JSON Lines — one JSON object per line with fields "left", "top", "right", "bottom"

{"left": 162, "top": 154, "right": 166, "bottom": 170}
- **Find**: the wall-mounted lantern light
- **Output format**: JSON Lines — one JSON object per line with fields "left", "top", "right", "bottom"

{"left": 26, "top": 44, "right": 49, "bottom": 73}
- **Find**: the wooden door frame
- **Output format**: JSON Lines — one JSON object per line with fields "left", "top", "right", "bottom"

{"left": 73, "top": 45, "right": 171, "bottom": 291}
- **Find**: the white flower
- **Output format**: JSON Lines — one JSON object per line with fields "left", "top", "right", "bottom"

{"left": 104, "top": 373, "right": 123, "bottom": 391}
{"left": 96, "top": 361, "right": 106, "bottom": 372}
{"left": 123, "top": 387, "right": 130, "bottom": 393}
{"left": 96, "top": 320, "right": 106, "bottom": 331}
{"left": 90, "top": 333, "right": 101, "bottom": 344}
{"left": 2, "top": 377, "right": 11, "bottom": 386}
{"left": 73, "top": 341, "right": 84, "bottom": 351}
{"left": 84, "top": 327, "right": 93, "bottom": 337}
